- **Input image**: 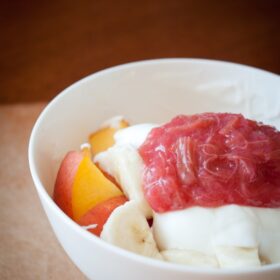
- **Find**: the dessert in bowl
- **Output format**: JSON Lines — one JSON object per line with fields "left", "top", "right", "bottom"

{"left": 28, "top": 59, "right": 280, "bottom": 280}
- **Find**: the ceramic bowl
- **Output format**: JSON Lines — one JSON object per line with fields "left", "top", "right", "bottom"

{"left": 29, "top": 59, "right": 280, "bottom": 280}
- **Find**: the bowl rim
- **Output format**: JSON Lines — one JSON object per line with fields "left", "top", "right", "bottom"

{"left": 28, "top": 58, "right": 280, "bottom": 275}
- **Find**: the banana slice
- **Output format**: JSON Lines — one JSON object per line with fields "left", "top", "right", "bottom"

{"left": 114, "top": 123, "right": 158, "bottom": 149}
{"left": 95, "top": 145, "right": 153, "bottom": 218}
{"left": 215, "top": 246, "right": 261, "bottom": 268}
{"left": 161, "top": 249, "right": 218, "bottom": 268}
{"left": 100, "top": 201, "right": 162, "bottom": 260}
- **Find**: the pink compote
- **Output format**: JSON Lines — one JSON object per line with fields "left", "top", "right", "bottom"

{"left": 139, "top": 113, "right": 280, "bottom": 213}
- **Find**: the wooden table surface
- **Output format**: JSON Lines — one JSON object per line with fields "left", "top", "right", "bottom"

{"left": 1, "top": 0, "right": 280, "bottom": 103}
{"left": 0, "top": 103, "right": 85, "bottom": 279}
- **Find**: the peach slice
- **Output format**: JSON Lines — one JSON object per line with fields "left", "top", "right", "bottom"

{"left": 72, "top": 153, "right": 123, "bottom": 221}
{"left": 89, "top": 117, "right": 129, "bottom": 155}
{"left": 53, "top": 151, "right": 83, "bottom": 218}
{"left": 53, "top": 148, "right": 124, "bottom": 222}
{"left": 78, "top": 195, "right": 128, "bottom": 236}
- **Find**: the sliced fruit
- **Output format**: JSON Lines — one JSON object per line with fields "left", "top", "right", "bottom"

{"left": 78, "top": 195, "right": 127, "bottom": 236}
{"left": 95, "top": 145, "right": 153, "bottom": 218}
{"left": 161, "top": 249, "right": 218, "bottom": 268}
{"left": 53, "top": 147, "right": 124, "bottom": 222}
{"left": 89, "top": 117, "right": 129, "bottom": 155}
{"left": 100, "top": 201, "right": 162, "bottom": 260}
{"left": 53, "top": 151, "right": 83, "bottom": 218}
{"left": 95, "top": 162, "right": 122, "bottom": 190}
{"left": 72, "top": 154, "right": 124, "bottom": 221}
{"left": 215, "top": 246, "right": 261, "bottom": 268}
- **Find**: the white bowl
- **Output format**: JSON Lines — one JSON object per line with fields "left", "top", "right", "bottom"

{"left": 28, "top": 59, "right": 280, "bottom": 280}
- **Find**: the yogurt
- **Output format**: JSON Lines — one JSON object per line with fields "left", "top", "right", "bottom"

{"left": 95, "top": 122, "right": 280, "bottom": 267}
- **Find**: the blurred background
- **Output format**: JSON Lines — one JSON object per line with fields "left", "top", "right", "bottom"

{"left": 1, "top": 0, "right": 280, "bottom": 103}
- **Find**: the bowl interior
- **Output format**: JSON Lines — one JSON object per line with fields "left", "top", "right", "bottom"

{"left": 28, "top": 59, "right": 280, "bottom": 279}
{"left": 31, "top": 58, "right": 280, "bottom": 201}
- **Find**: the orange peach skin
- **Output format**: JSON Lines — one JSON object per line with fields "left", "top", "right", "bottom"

{"left": 72, "top": 154, "right": 123, "bottom": 221}
{"left": 89, "top": 119, "right": 129, "bottom": 155}
{"left": 53, "top": 150, "right": 124, "bottom": 222}
{"left": 53, "top": 151, "right": 83, "bottom": 218}
{"left": 78, "top": 195, "right": 127, "bottom": 236}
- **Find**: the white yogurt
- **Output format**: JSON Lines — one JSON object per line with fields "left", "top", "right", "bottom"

{"left": 153, "top": 205, "right": 280, "bottom": 264}
{"left": 96, "top": 121, "right": 280, "bottom": 267}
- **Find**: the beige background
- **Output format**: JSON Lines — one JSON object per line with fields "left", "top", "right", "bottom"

{"left": 0, "top": 104, "right": 85, "bottom": 279}
{"left": 1, "top": 0, "right": 280, "bottom": 104}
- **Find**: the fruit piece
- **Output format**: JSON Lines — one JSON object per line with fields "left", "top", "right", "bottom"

{"left": 72, "top": 154, "right": 124, "bottom": 221}
{"left": 78, "top": 195, "right": 127, "bottom": 236}
{"left": 53, "top": 151, "right": 83, "bottom": 218}
{"left": 215, "top": 246, "right": 261, "bottom": 268}
{"left": 161, "top": 249, "right": 218, "bottom": 268}
{"left": 53, "top": 148, "right": 124, "bottom": 221}
{"left": 89, "top": 117, "right": 129, "bottom": 155}
{"left": 100, "top": 200, "right": 162, "bottom": 260}
{"left": 139, "top": 113, "right": 280, "bottom": 212}
{"left": 95, "top": 162, "right": 122, "bottom": 189}
{"left": 113, "top": 123, "right": 158, "bottom": 149}
{"left": 95, "top": 145, "right": 153, "bottom": 218}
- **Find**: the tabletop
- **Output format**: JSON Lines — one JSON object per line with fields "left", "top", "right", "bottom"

{"left": 0, "top": 103, "right": 85, "bottom": 279}
{"left": 0, "top": 1, "right": 279, "bottom": 279}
